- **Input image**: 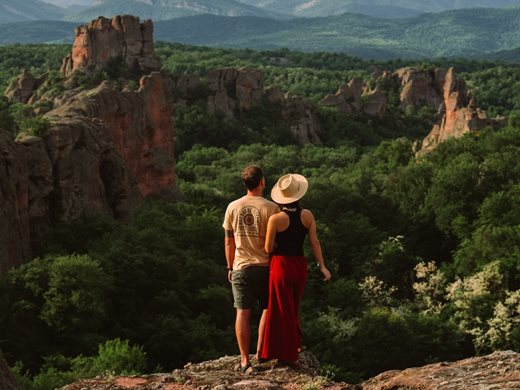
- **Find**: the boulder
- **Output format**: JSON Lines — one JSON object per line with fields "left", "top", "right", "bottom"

{"left": 61, "top": 15, "right": 161, "bottom": 77}
{"left": 4, "top": 70, "right": 47, "bottom": 104}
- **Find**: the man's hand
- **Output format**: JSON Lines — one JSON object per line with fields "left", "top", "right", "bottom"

{"left": 228, "top": 270, "right": 233, "bottom": 283}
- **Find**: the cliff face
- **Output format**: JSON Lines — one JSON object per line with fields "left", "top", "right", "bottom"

{"left": 4, "top": 70, "right": 48, "bottom": 105}
{"left": 321, "top": 67, "right": 506, "bottom": 154}
{"left": 56, "top": 350, "right": 520, "bottom": 390}
{"left": 47, "top": 73, "right": 176, "bottom": 198}
{"left": 0, "top": 131, "right": 32, "bottom": 274}
{"left": 61, "top": 15, "right": 161, "bottom": 77}
{"left": 207, "top": 67, "right": 322, "bottom": 144}
{"left": 0, "top": 17, "right": 178, "bottom": 273}
{"left": 419, "top": 68, "right": 506, "bottom": 155}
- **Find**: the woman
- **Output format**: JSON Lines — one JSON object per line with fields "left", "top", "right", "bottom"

{"left": 260, "top": 173, "right": 331, "bottom": 364}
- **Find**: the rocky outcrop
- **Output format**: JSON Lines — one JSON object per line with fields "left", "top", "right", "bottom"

{"left": 207, "top": 68, "right": 322, "bottom": 144}
{"left": 320, "top": 75, "right": 387, "bottom": 118}
{"left": 363, "top": 350, "right": 520, "bottom": 389}
{"left": 61, "top": 15, "right": 161, "bottom": 77}
{"left": 207, "top": 67, "right": 265, "bottom": 117}
{"left": 0, "top": 130, "right": 31, "bottom": 274}
{"left": 282, "top": 97, "right": 322, "bottom": 145}
{"left": 320, "top": 77, "right": 364, "bottom": 114}
{"left": 396, "top": 67, "right": 446, "bottom": 111}
{"left": 0, "top": 351, "right": 20, "bottom": 390}
{"left": 57, "top": 350, "right": 520, "bottom": 390}
{"left": 419, "top": 68, "right": 506, "bottom": 155}
{"left": 0, "top": 71, "right": 178, "bottom": 272}
{"left": 46, "top": 72, "right": 177, "bottom": 199}
{"left": 321, "top": 67, "right": 506, "bottom": 153}
{"left": 4, "top": 70, "right": 47, "bottom": 104}
{"left": 58, "top": 352, "right": 355, "bottom": 390}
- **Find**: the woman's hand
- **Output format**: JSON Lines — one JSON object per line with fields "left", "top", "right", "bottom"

{"left": 319, "top": 265, "right": 331, "bottom": 282}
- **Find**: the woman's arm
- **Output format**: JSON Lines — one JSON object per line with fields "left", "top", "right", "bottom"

{"left": 265, "top": 215, "right": 277, "bottom": 253}
{"left": 304, "top": 210, "right": 331, "bottom": 282}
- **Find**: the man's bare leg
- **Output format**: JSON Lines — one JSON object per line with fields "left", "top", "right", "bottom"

{"left": 236, "top": 309, "right": 252, "bottom": 367}
{"left": 256, "top": 309, "right": 267, "bottom": 359}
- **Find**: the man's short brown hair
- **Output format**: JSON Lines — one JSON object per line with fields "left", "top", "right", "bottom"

{"left": 242, "top": 165, "right": 263, "bottom": 190}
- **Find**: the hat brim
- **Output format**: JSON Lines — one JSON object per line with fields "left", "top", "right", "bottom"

{"left": 271, "top": 174, "right": 308, "bottom": 204}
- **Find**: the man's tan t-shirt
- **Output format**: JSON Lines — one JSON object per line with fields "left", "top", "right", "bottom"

{"left": 223, "top": 195, "right": 279, "bottom": 270}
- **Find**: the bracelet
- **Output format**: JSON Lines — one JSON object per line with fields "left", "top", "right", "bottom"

{"left": 227, "top": 267, "right": 233, "bottom": 271}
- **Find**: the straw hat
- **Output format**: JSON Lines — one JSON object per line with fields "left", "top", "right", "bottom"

{"left": 271, "top": 174, "right": 308, "bottom": 204}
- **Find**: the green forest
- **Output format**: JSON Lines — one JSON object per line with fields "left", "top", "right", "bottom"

{"left": 1, "top": 43, "right": 520, "bottom": 389}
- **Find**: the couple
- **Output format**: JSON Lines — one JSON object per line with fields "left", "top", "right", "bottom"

{"left": 223, "top": 165, "right": 331, "bottom": 373}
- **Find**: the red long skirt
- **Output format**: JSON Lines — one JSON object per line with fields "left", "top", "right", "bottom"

{"left": 260, "top": 255, "right": 308, "bottom": 362}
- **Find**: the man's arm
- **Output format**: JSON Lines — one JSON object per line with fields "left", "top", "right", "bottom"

{"left": 225, "top": 230, "right": 235, "bottom": 283}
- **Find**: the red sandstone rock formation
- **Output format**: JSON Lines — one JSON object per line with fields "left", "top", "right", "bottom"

{"left": 320, "top": 75, "right": 387, "bottom": 118}
{"left": 46, "top": 72, "right": 176, "bottom": 198}
{"left": 396, "top": 67, "right": 446, "bottom": 111}
{"left": 207, "top": 67, "right": 321, "bottom": 144}
{"left": 0, "top": 131, "right": 32, "bottom": 274}
{"left": 419, "top": 68, "right": 506, "bottom": 155}
{"left": 207, "top": 67, "right": 265, "bottom": 117}
{"left": 320, "top": 77, "right": 364, "bottom": 114}
{"left": 282, "top": 97, "right": 322, "bottom": 145}
{"left": 1, "top": 71, "right": 178, "bottom": 271}
{"left": 61, "top": 15, "right": 161, "bottom": 77}
{"left": 4, "top": 70, "right": 47, "bottom": 104}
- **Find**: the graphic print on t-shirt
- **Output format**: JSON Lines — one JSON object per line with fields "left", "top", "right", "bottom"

{"left": 237, "top": 206, "right": 261, "bottom": 237}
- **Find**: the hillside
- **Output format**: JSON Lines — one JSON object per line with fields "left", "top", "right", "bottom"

{"left": 65, "top": 0, "right": 285, "bottom": 22}
{"left": 0, "top": 21, "right": 75, "bottom": 44}
{"left": 236, "top": 0, "right": 520, "bottom": 18}
{"left": 152, "top": 8, "right": 520, "bottom": 59}
{"left": 3, "top": 8, "right": 520, "bottom": 60}
{"left": 0, "top": 0, "right": 65, "bottom": 23}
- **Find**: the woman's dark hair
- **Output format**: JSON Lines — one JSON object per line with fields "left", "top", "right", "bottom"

{"left": 278, "top": 200, "right": 301, "bottom": 209}
{"left": 242, "top": 165, "right": 263, "bottom": 190}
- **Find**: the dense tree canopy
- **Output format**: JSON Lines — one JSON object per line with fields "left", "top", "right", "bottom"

{"left": 0, "top": 43, "right": 519, "bottom": 390}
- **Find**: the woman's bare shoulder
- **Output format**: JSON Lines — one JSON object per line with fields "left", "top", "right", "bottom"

{"left": 301, "top": 209, "right": 315, "bottom": 226}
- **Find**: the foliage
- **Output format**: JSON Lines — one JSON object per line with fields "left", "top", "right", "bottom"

{"left": 17, "top": 115, "right": 51, "bottom": 138}
{"left": 1, "top": 41, "right": 520, "bottom": 387}
{"left": 13, "top": 338, "right": 146, "bottom": 390}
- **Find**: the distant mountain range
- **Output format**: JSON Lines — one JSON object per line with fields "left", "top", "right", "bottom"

{"left": 235, "top": 0, "right": 520, "bottom": 18}
{"left": 0, "top": 0, "right": 65, "bottom": 23}
{"left": 2, "top": 0, "right": 520, "bottom": 24}
{"left": 64, "top": 0, "right": 286, "bottom": 22}
{"left": 3, "top": 7, "right": 520, "bottom": 61}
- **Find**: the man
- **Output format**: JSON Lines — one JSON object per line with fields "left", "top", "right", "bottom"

{"left": 223, "top": 165, "right": 279, "bottom": 372}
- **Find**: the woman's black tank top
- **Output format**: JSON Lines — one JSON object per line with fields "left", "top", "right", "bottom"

{"left": 272, "top": 208, "right": 308, "bottom": 256}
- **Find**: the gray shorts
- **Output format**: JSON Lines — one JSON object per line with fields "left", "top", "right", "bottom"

{"left": 231, "top": 266, "right": 269, "bottom": 310}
